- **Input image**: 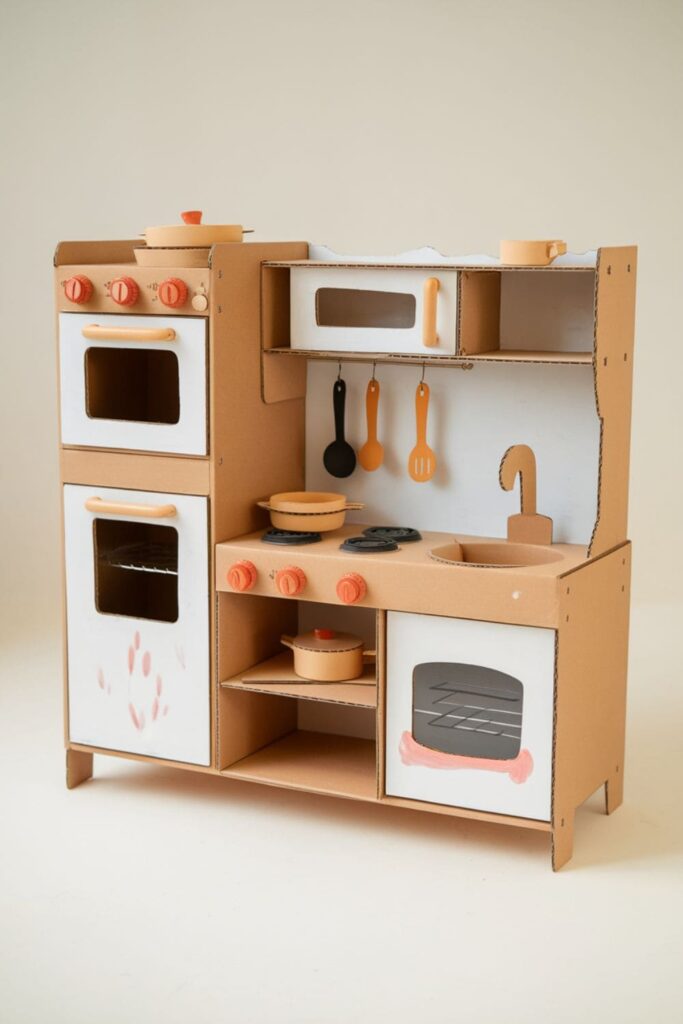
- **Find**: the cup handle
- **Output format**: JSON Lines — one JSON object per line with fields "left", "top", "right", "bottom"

{"left": 547, "top": 240, "right": 567, "bottom": 260}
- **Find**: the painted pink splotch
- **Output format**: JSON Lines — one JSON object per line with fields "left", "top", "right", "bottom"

{"left": 399, "top": 731, "right": 534, "bottom": 784}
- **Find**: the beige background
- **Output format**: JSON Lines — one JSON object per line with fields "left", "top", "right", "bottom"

{"left": 1, "top": 2, "right": 682, "bottom": 1022}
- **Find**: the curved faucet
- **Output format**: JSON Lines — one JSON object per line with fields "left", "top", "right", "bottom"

{"left": 499, "top": 444, "right": 553, "bottom": 545}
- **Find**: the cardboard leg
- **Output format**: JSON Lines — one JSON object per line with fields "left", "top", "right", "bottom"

{"left": 605, "top": 768, "right": 624, "bottom": 815}
{"left": 66, "top": 748, "right": 93, "bottom": 789}
{"left": 551, "top": 809, "right": 574, "bottom": 871}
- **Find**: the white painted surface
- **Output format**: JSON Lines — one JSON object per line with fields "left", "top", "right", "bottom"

{"left": 59, "top": 313, "right": 208, "bottom": 455}
{"left": 306, "top": 360, "right": 600, "bottom": 545}
{"left": 291, "top": 266, "right": 458, "bottom": 354}
{"left": 385, "top": 611, "right": 555, "bottom": 820}
{"left": 63, "top": 484, "right": 210, "bottom": 765}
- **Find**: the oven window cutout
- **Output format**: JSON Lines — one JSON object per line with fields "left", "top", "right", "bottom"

{"left": 412, "top": 662, "right": 523, "bottom": 760}
{"left": 85, "top": 347, "right": 180, "bottom": 424}
{"left": 93, "top": 518, "right": 179, "bottom": 622}
{"left": 316, "top": 288, "right": 416, "bottom": 329}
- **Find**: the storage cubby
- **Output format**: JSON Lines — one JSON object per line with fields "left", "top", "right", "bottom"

{"left": 217, "top": 595, "right": 382, "bottom": 799}
{"left": 458, "top": 269, "right": 596, "bottom": 362}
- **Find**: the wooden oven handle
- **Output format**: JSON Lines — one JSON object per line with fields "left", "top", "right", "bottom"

{"left": 84, "top": 497, "right": 177, "bottom": 519}
{"left": 82, "top": 325, "right": 176, "bottom": 342}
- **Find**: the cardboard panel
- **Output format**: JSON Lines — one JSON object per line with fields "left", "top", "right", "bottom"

{"left": 63, "top": 484, "right": 211, "bottom": 765}
{"left": 458, "top": 271, "right": 501, "bottom": 355}
{"left": 55, "top": 263, "right": 211, "bottom": 316}
{"left": 385, "top": 612, "right": 556, "bottom": 820}
{"left": 553, "top": 544, "right": 631, "bottom": 844}
{"left": 590, "top": 247, "right": 637, "bottom": 557}
{"left": 305, "top": 360, "right": 600, "bottom": 545}
{"left": 60, "top": 449, "right": 210, "bottom": 495}
{"left": 54, "top": 240, "right": 140, "bottom": 266}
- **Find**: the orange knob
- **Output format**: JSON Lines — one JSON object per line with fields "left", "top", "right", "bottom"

{"left": 64, "top": 274, "right": 93, "bottom": 304}
{"left": 158, "top": 277, "right": 188, "bottom": 308}
{"left": 227, "top": 560, "right": 257, "bottom": 592}
{"left": 275, "top": 566, "right": 307, "bottom": 597}
{"left": 110, "top": 276, "right": 139, "bottom": 306}
{"left": 336, "top": 572, "right": 367, "bottom": 605}
{"left": 181, "top": 210, "right": 202, "bottom": 224}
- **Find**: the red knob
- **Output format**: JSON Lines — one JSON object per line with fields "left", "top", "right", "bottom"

{"left": 64, "top": 274, "right": 93, "bottom": 304}
{"left": 336, "top": 572, "right": 367, "bottom": 605}
{"left": 158, "top": 277, "right": 188, "bottom": 308}
{"left": 110, "top": 276, "right": 139, "bottom": 306}
{"left": 227, "top": 560, "right": 257, "bottom": 592}
{"left": 314, "top": 629, "right": 336, "bottom": 640}
{"left": 275, "top": 566, "right": 307, "bottom": 597}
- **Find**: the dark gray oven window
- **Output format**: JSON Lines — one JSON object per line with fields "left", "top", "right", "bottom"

{"left": 412, "top": 663, "right": 523, "bottom": 760}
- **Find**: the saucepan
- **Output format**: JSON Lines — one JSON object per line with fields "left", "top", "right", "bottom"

{"left": 257, "top": 491, "right": 364, "bottom": 533}
{"left": 281, "top": 629, "right": 376, "bottom": 682}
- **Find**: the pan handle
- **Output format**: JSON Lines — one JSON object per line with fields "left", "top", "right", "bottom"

{"left": 256, "top": 501, "right": 271, "bottom": 510}
{"left": 362, "top": 649, "right": 377, "bottom": 663}
{"left": 344, "top": 502, "right": 366, "bottom": 511}
{"left": 280, "top": 635, "right": 295, "bottom": 650}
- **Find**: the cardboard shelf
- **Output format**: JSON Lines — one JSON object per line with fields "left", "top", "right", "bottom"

{"left": 264, "top": 347, "right": 593, "bottom": 366}
{"left": 221, "top": 730, "right": 378, "bottom": 801}
{"left": 220, "top": 652, "right": 377, "bottom": 707}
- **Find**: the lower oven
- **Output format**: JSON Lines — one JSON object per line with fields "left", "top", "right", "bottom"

{"left": 58, "top": 313, "right": 207, "bottom": 455}
{"left": 385, "top": 611, "right": 555, "bottom": 820}
{"left": 63, "top": 483, "right": 210, "bottom": 765}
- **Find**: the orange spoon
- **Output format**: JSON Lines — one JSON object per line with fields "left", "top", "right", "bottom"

{"left": 408, "top": 382, "right": 436, "bottom": 482}
{"left": 358, "top": 378, "right": 384, "bottom": 471}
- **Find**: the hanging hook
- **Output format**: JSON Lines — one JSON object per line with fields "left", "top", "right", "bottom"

{"left": 420, "top": 363, "right": 427, "bottom": 388}
{"left": 371, "top": 361, "right": 377, "bottom": 382}
{"left": 337, "top": 360, "right": 342, "bottom": 381}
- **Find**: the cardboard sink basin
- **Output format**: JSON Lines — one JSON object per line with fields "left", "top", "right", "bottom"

{"left": 429, "top": 540, "right": 563, "bottom": 568}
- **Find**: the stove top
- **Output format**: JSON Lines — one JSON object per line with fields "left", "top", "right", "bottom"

{"left": 363, "top": 526, "right": 423, "bottom": 544}
{"left": 341, "top": 535, "right": 399, "bottom": 554}
{"left": 261, "top": 528, "right": 323, "bottom": 546}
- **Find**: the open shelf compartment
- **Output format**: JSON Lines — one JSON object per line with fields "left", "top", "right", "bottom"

{"left": 221, "top": 650, "right": 377, "bottom": 707}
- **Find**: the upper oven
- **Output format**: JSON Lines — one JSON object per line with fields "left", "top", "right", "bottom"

{"left": 58, "top": 313, "right": 207, "bottom": 455}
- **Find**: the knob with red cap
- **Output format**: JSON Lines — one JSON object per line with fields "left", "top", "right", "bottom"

{"left": 336, "top": 572, "right": 367, "bottom": 605}
{"left": 64, "top": 275, "right": 93, "bottom": 304}
{"left": 227, "top": 560, "right": 257, "bottom": 592}
{"left": 110, "top": 276, "right": 139, "bottom": 306}
{"left": 158, "top": 277, "right": 188, "bottom": 308}
{"left": 275, "top": 566, "right": 307, "bottom": 597}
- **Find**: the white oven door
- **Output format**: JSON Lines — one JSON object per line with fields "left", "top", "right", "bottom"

{"left": 385, "top": 611, "right": 555, "bottom": 820}
{"left": 63, "top": 484, "right": 210, "bottom": 765}
{"left": 59, "top": 313, "right": 207, "bottom": 455}
{"left": 290, "top": 267, "right": 458, "bottom": 355}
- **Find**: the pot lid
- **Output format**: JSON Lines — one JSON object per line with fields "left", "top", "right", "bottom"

{"left": 291, "top": 629, "right": 364, "bottom": 653}
{"left": 143, "top": 211, "right": 249, "bottom": 248}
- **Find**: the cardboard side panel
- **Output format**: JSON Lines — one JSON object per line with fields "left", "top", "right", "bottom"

{"left": 590, "top": 247, "right": 637, "bottom": 556}
{"left": 458, "top": 271, "right": 501, "bottom": 355}
{"left": 261, "top": 263, "right": 308, "bottom": 402}
{"left": 54, "top": 240, "right": 140, "bottom": 266}
{"left": 552, "top": 543, "right": 631, "bottom": 868}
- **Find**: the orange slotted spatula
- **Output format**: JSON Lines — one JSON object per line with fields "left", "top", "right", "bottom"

{"left": 408, "top": 382, "right": 436, "bottom": 482}
{"left": 358, "top": 378, "right": 384, "bottom": 471}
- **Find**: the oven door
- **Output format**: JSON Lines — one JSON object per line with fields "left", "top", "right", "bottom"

{"left": 290, "top": 267, "right": 458, "bottom": 355}
{"left": 385, "top": 611, "right": 555, "bottom": 820}
{"left": 59, "top": 313, "right": 207, "bottom": 455}
{"left": 63, "top": 483, "right": 210, "bottom": 765}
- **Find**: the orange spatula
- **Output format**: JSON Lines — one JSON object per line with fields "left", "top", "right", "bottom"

{"left": 358, "top": 378, "right": 384, "bottom": 471}
{"left": 408, "top": 382, "right": 436, "bottom": 482}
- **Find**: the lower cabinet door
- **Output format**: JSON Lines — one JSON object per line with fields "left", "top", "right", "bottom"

{"left": 63, "top": 484, "right": 211, "bottom": 765}
{"left": 385, "top": 611, "right": 555, "bottom": 821}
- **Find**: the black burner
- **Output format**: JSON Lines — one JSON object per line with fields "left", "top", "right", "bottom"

{"left": 362, "top": 526, "right": 423, "bottom": 544}
{"left": 341, "top": 535, "right": 399, "bottom": 554}
{"left": 261, "top": 528, "right": 322, "bottom": 546}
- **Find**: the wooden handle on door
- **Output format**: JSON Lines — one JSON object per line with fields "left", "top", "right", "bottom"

{"left": 84, "top": 497, "right": 177, "bottom": 519}
{"left": 82, "top": 325, "right": 176, "bottom": 342}
{"left": 422, "top": 278, "right": 439, "bottom": 347}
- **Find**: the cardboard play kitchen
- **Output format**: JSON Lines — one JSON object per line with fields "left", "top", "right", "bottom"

{"left": 55, "top": 216, "right": 636, "bottom": 869}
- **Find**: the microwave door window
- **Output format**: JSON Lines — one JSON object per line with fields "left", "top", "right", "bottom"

{"left": 412, "top": 663, "right": 523, "bottom": 761}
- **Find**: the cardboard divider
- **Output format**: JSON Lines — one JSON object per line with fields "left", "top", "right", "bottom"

{"left": 261, "top": 263, "right": 307, "bottom": 403}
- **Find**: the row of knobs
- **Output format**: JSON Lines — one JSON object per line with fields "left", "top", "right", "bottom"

{"left": 226, "top": 562, "right": 367, "bottom": 604}
{"left": 64, "top": 274, "right": 205, "bottom": 310}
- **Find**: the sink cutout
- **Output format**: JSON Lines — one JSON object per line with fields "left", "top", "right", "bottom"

{"left": 429, "top": 541, "right": 563, "bottom": 568}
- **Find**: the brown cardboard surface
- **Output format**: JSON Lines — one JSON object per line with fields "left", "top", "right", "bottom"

{"left": 221, "top": 651, "right": 377, "bottom": 707}
{"left": 66, "top": 748, "right": 93, "bottom": 788}
{"left": 265, "top": 260, "right": 594, "bottom": 273}
{"left": 458, "top": 271, "right": 501, "bottom": 355}
{"left": 552, "top": 542, "right": 631, "bottom": 868}
{"left": 222, "top": 731, "right": 378, "bottom": 801}
{"left": 589, "top": 247, "right": 637, "bottom": 557}
{"left": 54, "top": 240, "right": 140, "bottom": 266}
{"left": 60, "top": 449, "right": 211, "bottom": 495}
{"left": 67, "top": 742, "right": 219, "bottom": 775}
{"left": 381, "top": 795, "right": 553, "bottom": 831}
{"left": 217, "top": 525, "right": 587, "bottom": 628}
